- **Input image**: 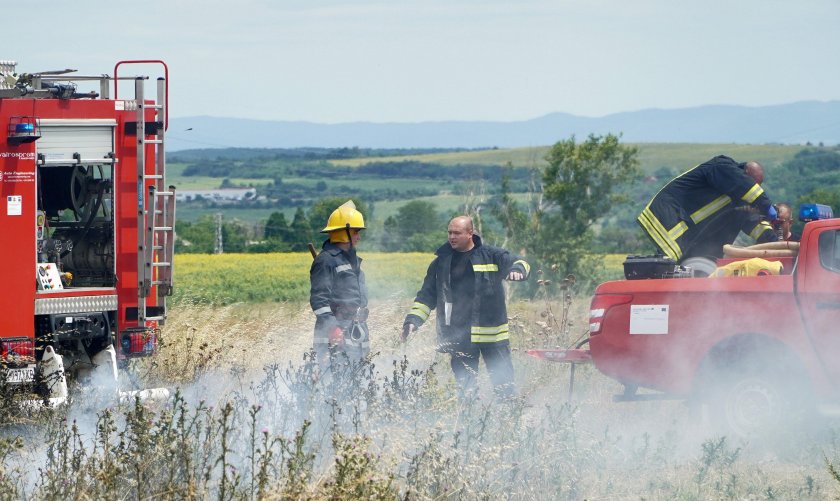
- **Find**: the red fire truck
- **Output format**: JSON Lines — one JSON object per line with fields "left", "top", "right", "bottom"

{"left": 530, "top": 205, "right": 840, "bottom": 437}
{"left": 0, "top": 59, "right": 174, "bottom": 402}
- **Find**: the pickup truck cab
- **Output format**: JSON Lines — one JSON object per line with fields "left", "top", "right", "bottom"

{"left": 531, "top": 211, "right": 840, "bottom": 437}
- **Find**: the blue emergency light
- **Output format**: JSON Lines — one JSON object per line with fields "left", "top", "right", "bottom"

{"left": 14, "top": 123, "right": 34, "bottom": 134}
{"left": 799, "top": 203, "right": 834, "bottom": 222}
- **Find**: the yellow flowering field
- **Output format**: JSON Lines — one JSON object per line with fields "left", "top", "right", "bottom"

{"left": 172, "top": 252, "right": 628, "bottom": 305}
{"left": 172, "top": 252, "right": 435, "bottom": 305}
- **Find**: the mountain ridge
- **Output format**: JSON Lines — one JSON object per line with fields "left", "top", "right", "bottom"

{"left": 167, "top": 100, "right": 840, "bottom": 151}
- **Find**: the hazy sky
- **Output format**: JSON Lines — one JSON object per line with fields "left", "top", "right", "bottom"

{"left": 6, "top": 0, "right": 840, "bottom": 123}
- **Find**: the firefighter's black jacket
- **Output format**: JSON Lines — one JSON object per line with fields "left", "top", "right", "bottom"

{"left": 638, "top": 155, "right": 776, "bottom": 261}
{"left": 309, "top": 240, "right": 368, "bottom": 352}
{"left": 405, "top": 235, "right": 530, "bottom": 351}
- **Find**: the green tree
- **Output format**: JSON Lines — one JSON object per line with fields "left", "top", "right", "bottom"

{"left": 264, "top": 211, "right": 290, "bottom": 241}
{"left": 221, "top": 219, "right": 249, "bottom": 252}
{"left": 379, "top": 200, "right": 443, "bottom": 252}
{"left": 175, "top": 218, "right": 215, "bottom": 253}
{"left": 289, "top": 207, "right": 314, "bottom": 251}
{"left": 174, "top": 216, "right": 250, "bottom": 253}
{"left": 497, "top": 134, "right": 640, "bottom": 290}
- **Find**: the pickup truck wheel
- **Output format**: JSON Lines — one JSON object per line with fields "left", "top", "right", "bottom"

{"left": 716, "top": 375, "right": 784, "bottom": 439}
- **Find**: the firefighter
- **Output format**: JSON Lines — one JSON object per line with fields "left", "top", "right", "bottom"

{"left": 402, "top": 216, "right": 530, "bottom": 400}
{"left": 638, "top": 155, "right": 778, "bottom": 269}
{"left": 309, "top": 200, "right": 369, "bottom": 366}
{"left": 774, "top": 203, "right": 800, "bottom": 241}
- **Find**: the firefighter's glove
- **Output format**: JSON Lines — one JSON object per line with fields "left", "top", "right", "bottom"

{"left": 401, "top": 318, "right": 419, "bottom": 342}
{"left": 767, "top": 205, "right": 778, "bottom": 222}
{"left": 328, "top": 326, "right": 345, "bottom": 347}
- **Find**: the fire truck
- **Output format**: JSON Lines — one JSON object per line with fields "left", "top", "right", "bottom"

{"left": 0, "top": 59, "right": 174, "bottom": 402}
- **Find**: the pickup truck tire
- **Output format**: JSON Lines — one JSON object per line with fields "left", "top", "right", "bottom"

{"left": 695, "top": 336, "right": 813, "bottom": 440}
{"left": 712, "top": 373, "right": 786, "bottom": 439}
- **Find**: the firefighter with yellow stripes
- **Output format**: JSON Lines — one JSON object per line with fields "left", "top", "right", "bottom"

{"left": 637, "top": 155, "right": 778, "bottom": 269}
{"left": 402, "top": 215, "right": 530, "bottom": 400}
{"left": 310, "top": 200, "right": 369, "bottom": 366}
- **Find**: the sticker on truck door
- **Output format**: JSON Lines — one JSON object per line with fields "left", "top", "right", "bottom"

{"left": 629, "top": 305, "right": 669, "bottom": 334}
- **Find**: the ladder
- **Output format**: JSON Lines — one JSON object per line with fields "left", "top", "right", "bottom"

{"left": 135, "top": 76, "right": 175, "bottom": 325}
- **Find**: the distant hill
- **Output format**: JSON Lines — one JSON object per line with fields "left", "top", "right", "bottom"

{"left": 167, "top": 101, "right": 840, "bottom": 151}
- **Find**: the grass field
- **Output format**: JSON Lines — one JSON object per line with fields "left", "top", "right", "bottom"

{"left": 172, "top": 252, "right": 627, "bottom": 305}
{"left": 329, "top": 142, "right": 803, "bottom": 174}
{"left": 173, "top": 251, "right": 438, "bottom": 305}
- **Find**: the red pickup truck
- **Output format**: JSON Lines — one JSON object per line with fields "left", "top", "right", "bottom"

{"left": 530, "top": 213, "right": 840, "bottom": 437}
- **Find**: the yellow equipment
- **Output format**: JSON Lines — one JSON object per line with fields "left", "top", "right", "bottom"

{"left": 710, "top": 258, "right": 783, "bottom": 278}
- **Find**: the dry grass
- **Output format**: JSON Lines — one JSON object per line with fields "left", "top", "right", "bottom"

{"left": 2, "top": 294, "right": 839, "bottom": 499}
{"left": 129, "top": 296, "right": 840, "bottom": 499}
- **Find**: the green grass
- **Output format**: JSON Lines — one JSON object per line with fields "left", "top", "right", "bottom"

{"left": 330, "top": 146, "right": 550, "bottom": 168}
{"left": 168, "top": 162, "right": 274, "bottom": 190}
{"left": 328, "top": 143, "right": 803, "bottom": 174}
{"left": 633, "top": 143, "right": 801, "bottom": 174}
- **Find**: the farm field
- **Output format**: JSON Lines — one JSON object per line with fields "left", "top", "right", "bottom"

{"left": 328, "top": 142, "right": 803, "bottom": 173}
{"left": 171, "top": 252, "right": 627, "bottom": 305}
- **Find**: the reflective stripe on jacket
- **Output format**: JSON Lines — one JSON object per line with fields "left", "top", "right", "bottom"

{"left": 406, "top": 234, "right": 529, "bottom": 350}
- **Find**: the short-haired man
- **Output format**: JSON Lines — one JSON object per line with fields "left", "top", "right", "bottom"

{"left": 402, "top": 216, "right": 530, "bottom": 400}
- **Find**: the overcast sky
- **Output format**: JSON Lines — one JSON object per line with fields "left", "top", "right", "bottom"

{"left": 5, "top": 0, "right": 839, "bottom": 123}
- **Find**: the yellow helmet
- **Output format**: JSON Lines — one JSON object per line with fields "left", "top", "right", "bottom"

{"left": 321, "top": 200, "right": 365, "bottom": 242}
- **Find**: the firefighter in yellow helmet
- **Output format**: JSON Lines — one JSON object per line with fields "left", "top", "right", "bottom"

{"left": 309, "top": 200, "right": 370, "bottom": 366}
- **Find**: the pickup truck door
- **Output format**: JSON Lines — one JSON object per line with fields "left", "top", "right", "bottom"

{"left": 798, "top": 226, "right": 840, "bottom": 386}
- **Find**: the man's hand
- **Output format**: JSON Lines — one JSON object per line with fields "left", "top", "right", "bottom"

{"left": 401, "top": 322, "right": 416, "bottom": 342}
{"left": 507, "top": 271, "right": 524, "bottom": 281}
{"left": 328, "top": 326, "right": 344, "bottom": 347}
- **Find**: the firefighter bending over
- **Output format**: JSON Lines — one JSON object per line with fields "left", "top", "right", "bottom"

{"left": 310, "top": 200, "right": 370, "bottom": 366}
{"left": 402, "top": 216, "right": 530, "bottom": 400}
{"left": 638, "top": 155, "right": 778, "bottom": 274}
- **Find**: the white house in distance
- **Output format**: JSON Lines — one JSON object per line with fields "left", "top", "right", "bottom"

{"left": 176, "top": 188, "right": 257, "bottom": 203}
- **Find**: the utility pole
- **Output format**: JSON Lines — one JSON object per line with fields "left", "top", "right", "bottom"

{"left": 214, "top": 212, "right": 223, "bottom": 254}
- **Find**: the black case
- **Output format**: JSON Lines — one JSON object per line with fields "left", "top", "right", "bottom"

{"left": 623, "top": 255, "right": 678, "bottom": 280}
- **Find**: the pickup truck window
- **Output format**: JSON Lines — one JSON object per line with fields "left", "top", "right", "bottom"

{"left": 819, "top": 230, "right": 840, "bottom": 273}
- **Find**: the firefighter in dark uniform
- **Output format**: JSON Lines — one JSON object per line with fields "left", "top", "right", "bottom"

{"left": 310, "top": 200, "right": 369, "bottom": 366}
{"left": 638, "top": 155, "right": 778, "bottom": 270}
{"left": 402, "top": 216, "right": 530, "bottom": 400}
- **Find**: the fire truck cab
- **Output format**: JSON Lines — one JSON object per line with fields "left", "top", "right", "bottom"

{"left": 0, "top": 59, "right": 174, "bottom": 400}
